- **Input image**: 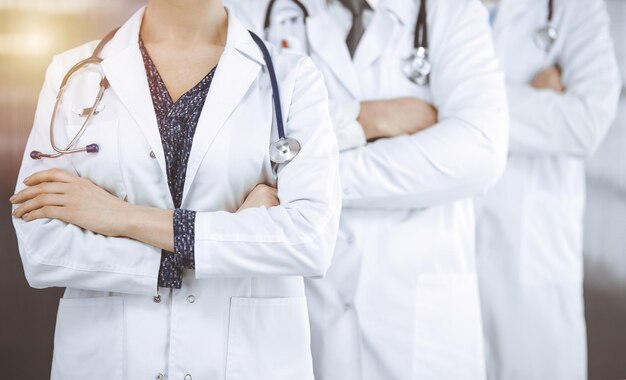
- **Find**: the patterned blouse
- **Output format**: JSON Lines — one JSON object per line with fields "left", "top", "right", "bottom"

{"left": 139, "top": 39, "right": 217, "bottom": 289}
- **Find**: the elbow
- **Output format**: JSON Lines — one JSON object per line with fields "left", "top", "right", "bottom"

{"left": 469, "top": 127, "right": 509, "bottom": 195}
{"left": 21, "top": 255, "right": 56, "bottom": 290}
{"left": 578, "top": 128, "right": 608, "bottom": 159}
{"left": 305, "top": 236, "right": 335, "bottom": 278}
{"left": 299, "top": 209, "right": 339, "bottom": 278}
{"left": 482, "top": 144, "right": 508, "bottom": 191}
{"left": 14, "top": 228, "right": 55, "bottom": 290}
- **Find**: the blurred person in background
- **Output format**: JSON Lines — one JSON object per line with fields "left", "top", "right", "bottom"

{"left": 477, "top": 0, "right": 621, "bottom": 379}
{"left": 228, "top": 0, "right": 509, "bottom": 379}
{"left": 9, "top": 0, "right": 342, "bottom": 378}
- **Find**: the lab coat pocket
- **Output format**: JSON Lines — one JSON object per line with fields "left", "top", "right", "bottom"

{"left": 413, "top": 273, "right": 485, "bottom": 379}
{"left": 51, "top": 296, "right": 124, "bottom": 380}
{"left": 225, "top": 297, "right": 314, "bottom": 380}
{"left": 521, "top": 193, "right": 584, "bottom": 285}
{"left": 65, "top": 119, "right": 127, "bottom": 199}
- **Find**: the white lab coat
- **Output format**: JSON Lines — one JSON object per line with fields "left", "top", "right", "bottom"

{"left": 476, "top": 0, "right": 621, "bottom": 379}
{"left": 11, "top": 7, "right": 342, "bottom": 380}
{"left": 228, "top": 0, "right": 509, "bottom": 379}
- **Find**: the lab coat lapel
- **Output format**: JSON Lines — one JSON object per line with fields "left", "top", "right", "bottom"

{"left": 181, "top": 15, "right": 264, "bottom": 203}
{"left": 306, "top": 12, "right": 361, "bottom": 99}
{"left": 352, "top": 7, "right": 396, "bottom": 72}
{"left": 101, "top": 7, "right": 169, "bottom": 183}
{"left": 490, "top": 0, "right": 530, "bottom": 37}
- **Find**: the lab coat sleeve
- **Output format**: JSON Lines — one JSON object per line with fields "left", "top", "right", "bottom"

{"left": 12, "top": 58, "right": 162, "bottom": 296}
{"left": 338, "top": 1, "right": 509, "bottom": 210}
{"left": 328, "top": 100, "right": 367, "bottom": 151}
{"left": 193, "top": 57, "right": 341, "bottom": 278}
{"left": 506, "top": 0, "right": 621, "bottom": 157}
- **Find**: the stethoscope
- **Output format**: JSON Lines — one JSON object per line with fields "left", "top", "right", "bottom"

{"left": 403, "top": 0, "right": 431, "bottom": 86}
{"left": 264, "top": 0, "right": 432, "bottom": 86}
{"left": 31, "top": 29, "right": 301, "bottom": 165}
{"left": 533, "top": 0, "right": 557, "bottom": 52}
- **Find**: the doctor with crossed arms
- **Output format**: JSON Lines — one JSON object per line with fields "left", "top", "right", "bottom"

{"left": 229, "top": 0, "right": 509, "bottom": 378}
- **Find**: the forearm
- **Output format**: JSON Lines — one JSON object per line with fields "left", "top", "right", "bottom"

{"left": 125, "top": 204, "right": 175, "bottom": 252}
{"left": 507, "top": 83, "right": 619, "bottom": 157}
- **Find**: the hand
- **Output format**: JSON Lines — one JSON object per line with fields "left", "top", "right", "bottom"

{"left": 237, "top": 184, "right": 279, "bottom": 211}
{"left": 10, "top": 168, "right": 131, "bottom": 237}
{"left": 531, "top": 66, "right": 564, "bottom": 93}
{"left": 358, "top": 97, "right": 438, "bottom": 140}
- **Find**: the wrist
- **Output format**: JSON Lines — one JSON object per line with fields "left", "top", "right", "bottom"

{"left": 358, "top": 101, "right": 386, "bottom": 140}
{"left": 120, "top": 202, "right": 142, "bottom": 238}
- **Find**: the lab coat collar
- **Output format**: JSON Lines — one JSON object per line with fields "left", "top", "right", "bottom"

{"left": 100, "top": 7, "right": 170, "bottom": 185}
{"left": 325, "top": 0, "right": 414, "bottom": 26}
{"left": 368, "top": 0, "right": 416, "bottom": 27}
{"left": 182, "top": 10, "right": 265, "bottom": 203}
{"left": 306, "top": 10, "right": 361, "bottom": 98}
{"left": 490, "top": 0, "right": 531, "bottom": 36}
{"left": 352, "top": 7, "right": 396, "bottom": 71}
{"left": 100, "top": 6, "right": 265, "bottom": 202}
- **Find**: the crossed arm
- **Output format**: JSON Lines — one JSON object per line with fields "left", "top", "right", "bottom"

{"left": 9, "top": 64, "right": 559, "bottom": 247}
{"left": 10, "top": 169, "right": 278, "bottom": 252}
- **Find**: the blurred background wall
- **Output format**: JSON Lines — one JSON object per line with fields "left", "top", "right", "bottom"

{"left": 0, "top": 1, "right": 143, "bottom": 378}
{"left": 0, "top": 0, "right": 623, "bottom": 379}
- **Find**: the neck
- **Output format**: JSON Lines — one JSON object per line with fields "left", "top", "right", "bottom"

{"left": 141, "top": 0, "right": 228, "bottom": 46}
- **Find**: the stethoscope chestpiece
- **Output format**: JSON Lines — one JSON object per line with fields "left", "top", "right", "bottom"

{"left": 269, "top": 137, "right": 301, "bottom": 164}
{"left": 403, "top": 46, "right": 431, "bottom": 86}
{"left": 534, "top": 24, "right": 558, "bottom": 52}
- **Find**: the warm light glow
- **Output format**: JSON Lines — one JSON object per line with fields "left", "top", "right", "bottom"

{"left": 0, "top": 33, "right": 53, "bottom": 56}
{"left": 0, "top": 0, "right": 95, "bottom": 14}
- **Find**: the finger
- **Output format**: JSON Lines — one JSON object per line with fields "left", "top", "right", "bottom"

{"left": 24, "top": 168, "right": 79, "bottom": 186}
{"left": 22, "top": 206, "right": 64, "bottom": 222}
{"left": 10, "top": 182, "right": 69, "bottom": 204}
{"left": 13, "top": 194, "right": 66, "bottom": 218}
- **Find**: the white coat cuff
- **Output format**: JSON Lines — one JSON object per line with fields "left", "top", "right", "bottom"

{"left": 329, "top": 100, "right": 367, "bottom": 151}
{"left": 193, "top": 212, "right": 213, "bottom": 278}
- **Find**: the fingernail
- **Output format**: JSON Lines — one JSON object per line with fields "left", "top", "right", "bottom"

{"left": 9, "top": 195, "right": 16, "bottom": 202}
{"left": 23, "top": 176, "right": 30, "bottom": 184}
{"left": 22, "top": 213, "right": 29, "bottom": 220}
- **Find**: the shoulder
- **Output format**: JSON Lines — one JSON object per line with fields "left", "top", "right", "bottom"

{"left": 44, "top": 40, "right": 100, "bottom": 88}
{"left": 262, "top": 40, "right": 322, "bottom": 99}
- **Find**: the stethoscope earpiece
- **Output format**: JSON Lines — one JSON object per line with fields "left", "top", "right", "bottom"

{"left": 403, "top": 46, "right": 431, "bottom": 86}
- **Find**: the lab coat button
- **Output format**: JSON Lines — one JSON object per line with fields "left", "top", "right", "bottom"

{"left": 156, "top": 373, "right": 164, "bottom": 380}
{"left": 184, "top": 374, "right": 192, "bottom": 380}
{"left": 149, "top": 150, "right": 156, "bottom": 159}
{"left": 153, "top": 295, "right": 161, "bottom": 303}
{"left": 187, "top": 295, "right": 195, "bottom": 304}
